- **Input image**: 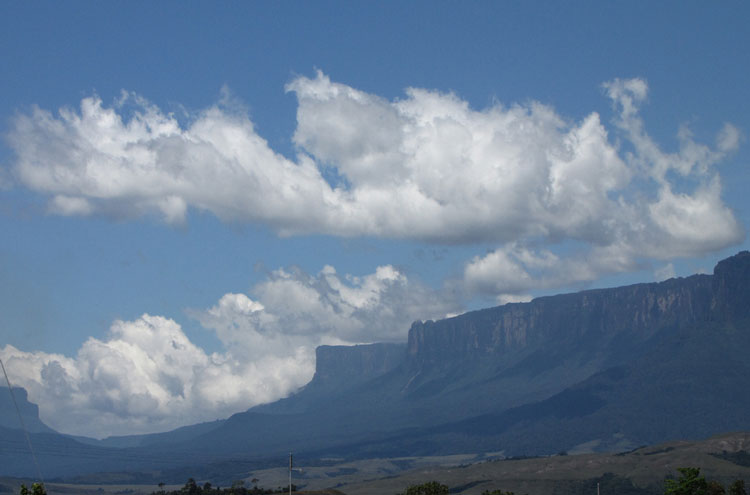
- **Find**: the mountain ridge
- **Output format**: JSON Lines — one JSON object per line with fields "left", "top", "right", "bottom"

{"left": 2, "top": 251, "right": 749, "bottom": 480}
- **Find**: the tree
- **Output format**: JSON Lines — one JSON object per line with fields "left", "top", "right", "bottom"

{"left": 707, "top": 480, "right": 726, "bottom": 495}
{"left": 19, "top": 483, "right": 46, "bottom": 495}
{"left": 231, "top": 480, "right": 247, "bottom": 495}
{"left": 181, "top": 478, "right": 200, "bottom": 495}
{"left": 400, "top": 481, "right": 450, "bottom": 495}
{"left": 729, "top": 480, "right": 747, "bottom": 495}
{"left": 665, "top": 468, "right": 708, "bottom": 495}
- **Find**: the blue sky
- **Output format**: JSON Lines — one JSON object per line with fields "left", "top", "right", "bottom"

{"left": 1, "top": 1, "right": 748, "bottom": 438}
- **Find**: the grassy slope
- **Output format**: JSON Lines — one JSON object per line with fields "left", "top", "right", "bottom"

{"left": 3, "top": 432, "right": 750, "bottom": 495}
{"left": 337, "top": 432, "right": 750, "bottom": 495}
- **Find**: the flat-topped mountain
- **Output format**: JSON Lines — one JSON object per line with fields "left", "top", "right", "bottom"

{"left": 254, "top": 342, "right": 406, "bottom": 415}
{"left": 0, "top": 386, "right": 56, "bottom": 435}
{"left": 182, "top": 251, "right": 750, "bottom": 460}
{"left": 2, "top": 251, "right": 749, "bottom": 481}
{"left": 407, "top": 273, "right": 713, "bottom": 363}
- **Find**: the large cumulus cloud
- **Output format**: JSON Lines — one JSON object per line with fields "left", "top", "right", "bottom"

{"left": 462, "top": 79, "right": 743, "bottom": 302}
{"left": 0, "top": 264, "right": 456, "bottom": 437}
{"left": 5, "top": 71, "right": 743, "bottom": 303}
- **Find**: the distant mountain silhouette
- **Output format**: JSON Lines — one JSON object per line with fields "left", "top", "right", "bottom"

{"left": 0, "top": 386, "right": 57, "bottom": 435}
{"left": 2, "top": 251, "right": 749, "bottom": 481}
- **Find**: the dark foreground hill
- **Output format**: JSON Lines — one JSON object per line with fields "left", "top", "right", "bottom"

{"left": 2, "top": 251, "right": 750, "bottom": 481}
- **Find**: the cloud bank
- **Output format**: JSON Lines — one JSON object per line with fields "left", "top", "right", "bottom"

{"left": 0, "top": 265, "right": 456, "bottom": 437}
{"left": 6, "top": 72, "right": 743, "bottom": 300}
{"left": 461, "top": 79, "right": 743, "bottom": 301}
{"left": 2, "top": 73, "right": 744, "bottom": 436}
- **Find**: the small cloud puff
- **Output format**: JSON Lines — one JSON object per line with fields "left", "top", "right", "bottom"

{"left": 654, "top": 263, "right": 676, "bottom": 282}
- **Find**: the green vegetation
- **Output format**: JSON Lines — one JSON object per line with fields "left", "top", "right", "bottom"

{"left": 390, "top": 467, "right": 746, "bottom": 495}
{"left": 665, "top": 468, "right": 708, "bottom": 495}
{"left": 151, "top": 478, "right": 296, "bottom": 495}
{"left": 18, "top": 484, "right": 46, "bottom": 495}
{"left": 729, "top": 480, "right": 747, "bottom": 495}
{"left": 665, "top": 467, "right": 747, "bottom": 495}
{"left": 397, "top": 481, "right": 449, "bottom": 495}
{"left": 549, "top": 472, "right": 654, "bottom": 495}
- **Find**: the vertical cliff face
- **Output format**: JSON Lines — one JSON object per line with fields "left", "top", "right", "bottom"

{"left": 407, "top": 272, "right": 714, "bottom": 366}
{"left": 4, "top": 253, "right": 747, "bottom": 476}
{"left": 250, "top": 342, "right": 407, "bottom": 415}
{"left": 712, "top": 250, "right": 750, "bottom": 321}
{"left": 312, "top": 342, "right": 406, "bottom": 386}
{"left": 0, "top": 386, "right": 56, "bottom": 434}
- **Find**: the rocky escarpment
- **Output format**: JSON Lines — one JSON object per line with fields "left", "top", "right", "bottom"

{"left": 407, "top": 272, "right": 715, "bottom": 366}
{"left": 308, "top": 342, "right": 406, "bottom": 392}
{"left": 712, "top": 250, "right": 750, "bottom": 321}
{"left": 253, "top": 342, "right": 406, "bottom": 415}
{"left": 0, "top": 386, "right": 56, "bottom": 434}
{"left": 4, "top": 252, "right": 749, "bottom": 479}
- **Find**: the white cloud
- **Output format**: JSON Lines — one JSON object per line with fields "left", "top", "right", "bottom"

{"left": 196, "top": 263, "right": 458, "bottom": 347}
{"left": 5, "top": 72, "right": 745, "bottom": 332}
{"left": 8, "top": 72, "right": 740, "bottom": 252}
{"left": 496, "top": 294, "right": 533, "bottom": 306}
{"left": 49, "top": 195, "right": 94, "bottom": 216}
{"left": 462, "top": 244, "right": 619, "bottom": 300}
{"left": 0, "top": 264, "right": 456, "bottom": 438}
{"left": 8, "top": 92, "right": 336, "bottom": 229}
{"left": 603, "top": 78, "right": 741, "bottom": 182}
{"left": 654, "top": 263, "right": 676, "bottom": 281}
{"left": 461, "top": 78, "right": 743, "bottom": 300}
